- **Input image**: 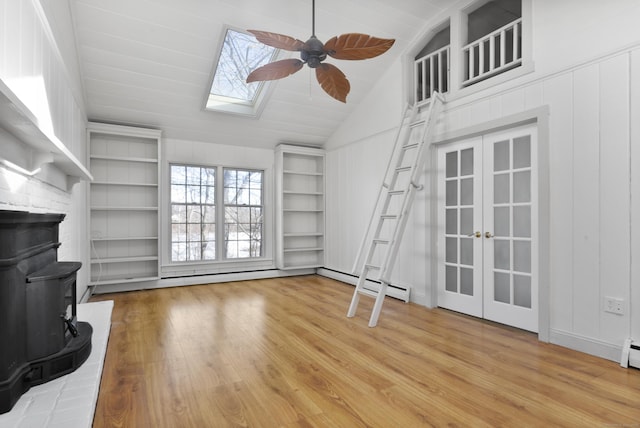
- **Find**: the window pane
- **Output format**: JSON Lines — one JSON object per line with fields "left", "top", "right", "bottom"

{"left": 513, "top": 171, "right": 531, "bottom": 203}
{"left": 494, "top": 140, "right": 510, "bottom": 171}
{"left": 171, "top": 185, "right": 186, "bottom": 203}
{"left": 513, "top": 136, "right": 531, "bottom": 169}
{"left": 460, "top": 148, "right": 473, "bottom": 176}
{"left": 446, "top": 180, "right": 458, "bottom": 206}
{"left": 446, "top": 266, "right": 457, "bottom": 292}
{"left": 170, "top": 164, "right": 216, "bottom": 262}
{"left": 446, "top": 152, "right": 458, "bottom": 178}
{"left": 223, "top": 169, "right": 264, "bottom": 259}
{"left": 446, "top": 209, "right": 458, "bottom": 235}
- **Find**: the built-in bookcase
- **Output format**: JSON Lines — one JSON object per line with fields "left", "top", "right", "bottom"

{"left": 87, "top": 123, "right": 161, "bottom": 286}
{"left": 275, "top": 144, "right": 325, "bottom": 269}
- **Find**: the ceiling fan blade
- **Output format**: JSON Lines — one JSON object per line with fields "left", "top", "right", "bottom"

{"left": 315, "top": 63, "right": 350, "bottom": 103}
{"left": 248, "top": 30, "right": 306, "bottom": 51}
{"left": 246, "top": 59, "right": 304, "bottom": 83}
{"left": 324, "top": 33, "right": 395, "bottom": 60}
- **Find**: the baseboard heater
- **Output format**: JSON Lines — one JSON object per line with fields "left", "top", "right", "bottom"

{"left": 621, "top": 339, "right": 640, "bottom": 369}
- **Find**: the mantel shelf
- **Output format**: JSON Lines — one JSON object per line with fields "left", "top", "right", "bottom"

{"left": 0, "top": 79, "right": 93, "bottom": 184}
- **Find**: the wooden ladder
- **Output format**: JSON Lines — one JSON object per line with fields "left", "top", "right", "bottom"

{"left": 347, "top": 93, "right": 444, "bottom": 327}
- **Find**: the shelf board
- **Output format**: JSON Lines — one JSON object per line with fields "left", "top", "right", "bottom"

{"left": 284, "top": 232, "right": 324, "bottom": 237}
{"left": 91, "top": 236, "right": 158, "bottom": 242}
{"left": 90, "top": 276, "right": 159, "bottom": 286}
{"left": 283, "top": 209, "right": 323, "bottom": 213}
{"left": 283, "top": 247, "right": 323, "bottom": 253}
{"left": 90, "top": 154, "right": 158, "bottom": 163}
{"left": 283, "top": 191, "right": 323, "bottom": 196}
{"left": 90, "top": 256, "right": 158, "bottom": 264}
{"left": 283, "top": 170, "right": 323, "bottom": 176}
{"left": 280, "top": 264, "right": 323, "bottom": 270}
{"left": 91, "top": 206, "right": 158, "bottom": 211}
{"left": 92, "top": 181, "right": 158, "bottom": 187}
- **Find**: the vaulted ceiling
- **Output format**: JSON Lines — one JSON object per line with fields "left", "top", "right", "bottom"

{"left": 70, "top": 0, "right": 450, "bottom": 149}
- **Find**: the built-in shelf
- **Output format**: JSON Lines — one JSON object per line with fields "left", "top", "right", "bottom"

{"left": 88, "top": 122, "right": 161, "bottom": 286}
{"left": 0, "top": 79, "right": 92, "bottom": 187}
{"left": 276, "top": 144, "right": 325, "bottom": 270}
{"left": 90, "top": 256, "right": 159, "bottom": 264}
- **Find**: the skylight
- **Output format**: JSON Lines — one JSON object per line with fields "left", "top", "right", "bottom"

{"left": 205, "top": 28, "right": 279, "bottom": 116}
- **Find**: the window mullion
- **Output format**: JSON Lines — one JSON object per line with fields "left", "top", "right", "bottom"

{"left": 216, "top": 167, "right": 225, "bottom": 260}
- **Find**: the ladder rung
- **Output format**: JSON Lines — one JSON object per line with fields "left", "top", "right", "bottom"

{"left": 373, "top": 239, "right": 389, "bottom": 245}
{"left": 364, "top": 264, "right": 380, "bottom": 271}
{"left": 388, "top": 190, "right": 404, "bottom": 196}
{"left": 380, "top": 215, "right": 398, "bottom": 220}
{"left": 395, "top": 166, "right": 411, "bottom": 173}
{"left": 357, "top": 288, "right": 378, "bottom": 298}
{"left": 402, "top": 143, "right": 419, "bottom": 150}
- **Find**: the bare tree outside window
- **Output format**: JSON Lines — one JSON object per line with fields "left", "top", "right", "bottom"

{"left": 210, "top": 29, "right": 277, "bottom": 102}
{"left": 224, "top": 169, "right": 263, "bottom": 258}
{"left": 171, "top": 165, "right": 216, "bottom": 262}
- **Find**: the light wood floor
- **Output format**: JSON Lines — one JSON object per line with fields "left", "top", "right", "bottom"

{"left": 90, "top": 275, "right": 640, "bottom": 427}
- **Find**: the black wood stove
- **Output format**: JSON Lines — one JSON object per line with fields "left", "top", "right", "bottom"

{"left": 0, "top": 210, "right": 92, "bottom": 414}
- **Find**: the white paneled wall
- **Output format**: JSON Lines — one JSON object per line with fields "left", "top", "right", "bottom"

{"left": 0, "top": 0, "right": 89, "bottom": 300}
{"left": 326, "top": 34, "right": 640, "bottom": 360}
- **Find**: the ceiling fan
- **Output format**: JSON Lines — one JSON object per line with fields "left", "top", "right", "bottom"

{"left": 245, "top": 0, "right": 395, "bottom": 103}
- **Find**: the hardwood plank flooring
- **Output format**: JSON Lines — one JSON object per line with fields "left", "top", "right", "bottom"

{"left": 90, "top": 275, "right": 640, "bottom": 427}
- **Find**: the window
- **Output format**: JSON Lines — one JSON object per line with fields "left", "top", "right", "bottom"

{"left": 170, "top": 164, "right": 264, "bottom": 262}
{"left": 205, "top": 28, "right": 279, "bottom": 117}
{"left": 463, "top": 0, "right": 522, "bottom": 85}
{"left": 223, "top": 169, "right": 263, "bottom": 258}
{"left": 414, "top": 25, "right": 450, "bottom": 104}
{"left": 171, "top": 165, "right": 216, "bottom": 262}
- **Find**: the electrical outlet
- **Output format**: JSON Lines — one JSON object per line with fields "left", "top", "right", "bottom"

{"left": 603, "top": 297, "right": 624, "bottom": 315}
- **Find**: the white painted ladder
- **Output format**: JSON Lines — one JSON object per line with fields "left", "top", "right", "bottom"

{"left": 347, "top": 93, "right": 444, "bottom": 327}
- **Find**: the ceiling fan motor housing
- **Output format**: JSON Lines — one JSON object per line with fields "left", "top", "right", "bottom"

{"left": 301, "top": 36, "right": 327, "bottom": 68}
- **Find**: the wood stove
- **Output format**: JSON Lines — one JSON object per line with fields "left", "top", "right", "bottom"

{"left": 0, "top": 210, "right": 92, "bottom": 414}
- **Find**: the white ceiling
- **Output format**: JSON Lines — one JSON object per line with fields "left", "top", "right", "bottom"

{"left": 70, "top": 0, "right": 449, "bottom": 149}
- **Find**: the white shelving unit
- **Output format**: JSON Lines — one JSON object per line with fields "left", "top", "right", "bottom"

{"left": 87, "top": 123, "right": 162, "bottom": 286}
{"left": 275, "top": 144, "right": 325, "bottom": 269}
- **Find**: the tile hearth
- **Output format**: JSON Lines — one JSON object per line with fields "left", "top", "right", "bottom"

{"left": 0, "top": 301, "right": 113, "bottom": 428}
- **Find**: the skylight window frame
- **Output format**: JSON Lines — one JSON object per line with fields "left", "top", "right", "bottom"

{"left": 204, "top": 26, "right": 283, "bottom": 118}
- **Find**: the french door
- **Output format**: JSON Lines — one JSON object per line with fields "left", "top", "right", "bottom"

{"left": 436, "top": 125, "right": 538, "bottom": 332}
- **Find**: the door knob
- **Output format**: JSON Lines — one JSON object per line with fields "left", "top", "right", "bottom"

{"left": 485, "top": 231, "right": 493, "bottom": 239}
{"left": 467, "top": 231, "right": 481, "bottom": 238}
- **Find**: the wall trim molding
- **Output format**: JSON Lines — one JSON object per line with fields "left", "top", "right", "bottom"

{"left": 550, "top": 329, "right": 623, "bottom": 363}
{"left": 89, "top": 268, "right": 316, "bottom": 295}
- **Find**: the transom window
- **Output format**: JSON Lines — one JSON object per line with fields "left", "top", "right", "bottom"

{"left": 170, "top": 164, "right": 264, "bottom": 262}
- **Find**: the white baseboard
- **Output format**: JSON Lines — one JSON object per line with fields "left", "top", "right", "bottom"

{"left": 316, "top": 268, "right": 410, "bottom": 302}
{"left": 90, "top": 268, "right": 316, "bottom": 295}
{"left": 549, "top": 329, "right": 623, "bottom": 363}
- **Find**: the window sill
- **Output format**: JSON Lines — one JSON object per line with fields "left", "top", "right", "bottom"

{"left": 447, "top": 60, "right": 535, "bottom": 104}
{"left": 161, "top": 257, "right": 275, "bottom": 277}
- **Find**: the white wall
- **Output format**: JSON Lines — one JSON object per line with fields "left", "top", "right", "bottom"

{"left": 325, "top": 1, "right": 640, "bottom": 361}
{"left": 0, "top": 0, "right": 90, "bottom": 300}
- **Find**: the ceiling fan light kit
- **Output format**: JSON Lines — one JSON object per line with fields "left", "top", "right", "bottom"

{"left": 246, "top": 0, "right": 395, "bottom": 103}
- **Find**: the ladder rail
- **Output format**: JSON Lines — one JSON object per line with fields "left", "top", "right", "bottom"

{"left": 380, "top": 93, "right": 445, "bottom": 282}
{"left": 348, "top": 92, "right": 444, "bottom": 327}
{"left": 350, "top": 103, "right": 416, "bottom": 275}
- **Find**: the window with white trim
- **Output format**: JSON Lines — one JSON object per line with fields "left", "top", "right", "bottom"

{"left": 463, "top": 0, "right": 522, "bottom": 86}
{"left": 170, "top": 164, "right": 264, "bottom": 262}
{"left": 414, "top": 24, "right": 450, "bottom": 104}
